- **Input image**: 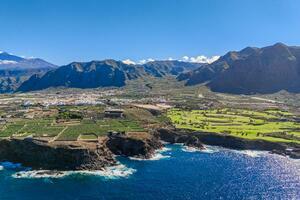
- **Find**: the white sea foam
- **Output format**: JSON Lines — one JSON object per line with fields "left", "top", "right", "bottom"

{"left": 12, "top": 164, "right": 136, "bottom": 179}
{"left": 182, "top": 145, "right": 220, "bottom": 154}
{"left": 201, "top": 145, "right": 221, "bottom": 153}
{"left": 12, "top": 170, "right": 69, "bottom": 179}
{"left": 0, "top": 166, "right": 3, "bottom": 171}
{"left": 181, "top": 144, "right": 267, "bottom": 157}
{"left": 157, "top": 147, "right": 172, "bottom": 153}
{"left": 130, "top": 153, "right": 170, "bottom": 161}
{"left": 182, "top": 146, "right": 201, "bottom": 153}
{"left": 129, "top": 147, "right": 171, "bottom": 161}
{"left": 79, "top": 164, "right": 136, "bottom": 178}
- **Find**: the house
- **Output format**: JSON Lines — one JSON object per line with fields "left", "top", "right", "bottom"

{"left": 104, "top": 109, "right": 124, "bottom": 118}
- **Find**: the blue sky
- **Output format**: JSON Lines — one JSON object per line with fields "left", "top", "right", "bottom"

{"left": 0, "top": 0, "right": 299, "bottom": 65}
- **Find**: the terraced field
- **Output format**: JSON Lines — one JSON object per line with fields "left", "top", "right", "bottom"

{"left": 57, "top": 119, "right": 144, "bottom": 141}
{"left": 0, "top": 118, "right": 144, "bottom": 141}
{"left": 167, "top": 108, "right": 300, "bottom": 143}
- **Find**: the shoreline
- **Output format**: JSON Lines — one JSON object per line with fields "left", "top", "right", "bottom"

{"left": 0, "top": 132, "right": 163, "bottom": 171}
{"left": 155, "top": 128, "right": 300, "bottom": 159}
{"left": 0, "top": 128, "right": 299, "bottom": 172}
{"left": 1, "top": 141, "right": 299, "bottom": 180}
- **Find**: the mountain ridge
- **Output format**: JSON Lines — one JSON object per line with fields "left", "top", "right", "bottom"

{"left": 0, "top": 51, "right": 56, "bottom": 70}
{"left": 178, "top": 43, "right": 300, "bottom": 94}
{"left": 0, "top": 51, "right": 57, "bottom": 93}
{"left": 17, "top": 60, "right": 203, "bottom": 92}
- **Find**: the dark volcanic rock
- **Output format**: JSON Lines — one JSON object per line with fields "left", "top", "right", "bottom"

{"left": 271, "top": 148, "right": 300, "bottom": 159}
{"left": 154, "top": 128, "right": 204, "bottom": 149}
{"left": 154, "top": 128, "right": 182, "bottom": 143}
{"left": 184, "top": 136, "right": 205, "bottom": 149}
{"left": 106, "top": 132, "right": 163, "bottom": 159}
{"left": 289, "top": 151, "right": 300, "bottom": 159}
{"left": 0, "top": 132, "right": 164, "bottom": 170}
{"left": 0, "top": 138, "right": 116, "bottom": 170}
{"left": 155, "top": 128, "right": 300, "bottom": 158}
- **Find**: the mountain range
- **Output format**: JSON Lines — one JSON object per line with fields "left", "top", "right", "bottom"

{"left": 1, "top": 42, "right": 300, "bottom": 94}
{"left": 0, "top": 51, "right": 56, "bottom": 92}
{"left": 17, "top": 60, "right": 203, "bottom": 92}
{"left": 178, "top": 43, "right": 300, "bottom": 94}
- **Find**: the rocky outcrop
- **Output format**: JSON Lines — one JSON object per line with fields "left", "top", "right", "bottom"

{"left": 154, "top": 128, "right": 204, "bottom": 149}
{"left": 0, "top": 138, "right": 116, "bottom": 170}
{"left": 0, "top": 131, "right": 164, "bottom": 170}
{"left": 271, "top": 148, "right": 300, "bottom": 159}
{"left": 155, "top": 128, "right": 300, "bottom": 158}
{"left": 106, "top": 132, "right": 163, "bottom": 158}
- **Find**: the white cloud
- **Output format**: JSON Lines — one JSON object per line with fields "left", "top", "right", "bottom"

{"left": 138, "top": 58, "right": 155, "bottom": 64}
{"left": 122, "top": 59, "right": 136, "bottom": 65}
{"left": 122, "top": 55, "right": 220, "bottom": 65}
{"left": 181, "top": 55, "right": 220, "bottom": 64}
{"left": 0, "top": 60, "right": 18, "bottom": 64}
{"left": 26, "top": 56, "right": 36, "bottom": 59}
{"left": 207, "top": 56, "right": 221, "bottom": 63}
{"left": 182, "top": 56, "right": 189, "bottom": 61}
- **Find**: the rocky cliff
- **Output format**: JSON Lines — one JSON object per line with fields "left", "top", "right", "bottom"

{"left": 0, "top": 138, "right": 116, "bottom": 170}
{"left": 155, "top": 128, "right": 300, "bottom": 158}
{"left": 106, "top": 132, "right": 163, "bottom": 158}
{"left": 0, "top": 132, "right": 164, "bottom": 170}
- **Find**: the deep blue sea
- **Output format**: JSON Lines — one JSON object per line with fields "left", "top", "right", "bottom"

{"left": 0, "top": 144, "right": 299, "bottom": 200}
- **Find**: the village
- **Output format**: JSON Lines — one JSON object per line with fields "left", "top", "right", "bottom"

{"left": 0, "top": 85, "right": 299, "bottom": 148}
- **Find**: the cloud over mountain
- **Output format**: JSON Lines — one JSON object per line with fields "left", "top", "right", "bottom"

{"left": 122, "top": 55, "right": 220, "bottom": 65}
{"left": 181, "top": 55, "right": 220, "bottom": 64}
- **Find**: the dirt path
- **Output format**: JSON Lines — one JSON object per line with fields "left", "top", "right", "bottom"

{"left": 49, "top": 126, "right": 68, "bottom": 142}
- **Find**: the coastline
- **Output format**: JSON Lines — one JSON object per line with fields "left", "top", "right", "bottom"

{"left": 155, "top": 128, "right": 300, "bottom": 159}
{"left": 0, "top": 132, "right": 164, "bottom": 171}
{"left": 0, "top": 127, "right": 299, "bottom": 173}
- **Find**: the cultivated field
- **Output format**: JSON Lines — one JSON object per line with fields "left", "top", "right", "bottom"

{"left": 167, "top": 108, "right": 300, "bottom": 144}
{"left": 0, "top": 118, "right": 144, "bottom": 141}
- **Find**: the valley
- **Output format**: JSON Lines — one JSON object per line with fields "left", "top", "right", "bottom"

{"left": 0, "top": 78, "right": 299, "bottom": 170}
{"left": 0, "top": 43, "right": 300, "bottom": 170}
{"left": 1, "top": 1, "right": 300, "bottom": 199}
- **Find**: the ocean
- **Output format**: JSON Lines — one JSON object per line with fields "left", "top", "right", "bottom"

{"left": 0, "top": 144, "right": 299, "bottom": 200}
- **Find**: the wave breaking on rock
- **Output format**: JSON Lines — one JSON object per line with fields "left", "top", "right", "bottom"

{"left": 12, "top": 164, "right": 136, "bottom": 179}
{"left": 182, "top": 145, "right": 220, "bottom": 153}
{"left": 129, "top": 147, "right": 171, "bottom": 161}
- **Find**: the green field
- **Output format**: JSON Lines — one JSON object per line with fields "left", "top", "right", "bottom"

{"left": 0, "top": 118, "right": 144, "bottom": 141}
{"left": 167, "top": 108, "right": 300, "bottom": 143}
{"left": 57, "top": 119, "right": 144, "bottom": 141}
{"left": 0, "top": 119, "right": 65, "bottom": 137}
